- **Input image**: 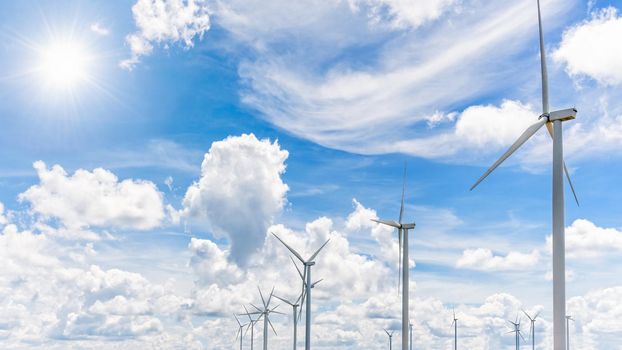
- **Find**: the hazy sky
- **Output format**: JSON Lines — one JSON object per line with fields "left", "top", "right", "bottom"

{"left": 0, "top": 0, "right": 621, "bottom": 348}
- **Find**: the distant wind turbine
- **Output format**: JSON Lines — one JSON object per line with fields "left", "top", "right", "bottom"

{"left": 451, "top": 307, "right": 458, "bottom": 350}
{"left": 272, "top": 233, "right": 330, "bottom": 350}
{"left": 234, "top": 314, "right": 248, "bottom": 350}
{"left": 470, "top": 1, "right": 579, "bottom": 348}
{"left": 274, "top": 291, "right": 303, "bottom": 350}
{"left": 508, "top": 316, "right": 526, "bottom": 350}
{"left": 523, "top": 309, "right": 541, "bottom": 350}
{"left": 246, "top": 287, "right": 284, "bottom": 350}
{"left": 372, "top": 165, "right": 415, "bottom": 350}
{"left": 384, "top": 329, "right": 394, "bottom": 350}
{"left": 241, "top": 305, "right": 258, "bottom": 350}
{"left": 566, "top": 315, "right": 574, "bottom": 350}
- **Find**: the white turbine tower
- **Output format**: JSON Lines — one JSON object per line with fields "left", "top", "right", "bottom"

{"left": 384, "top": 329, "right": 394, "bottom": 350}
{"left": 523, "top": 309, "right": 540, "bottom": 350}
{"left": 451, "top": 307, "right": 458, "bottom": 350}
{"left": 409, "top": 322, "right": 413, "bottom": 350}
{"left": 234, "top": 314, "right": 248, "bottom": 350}
{"left": 274, "top": 292, "right": 303, "bottom": 350}
{"left": 246, "top": 287, "right": 284, "bottom": 350}
{"left": 508, "top": 316, "right": 526, "bottom": 350}
{"left": 566, "top": 315, "right": 574, "bottom": 350}
{"left": 272, "top": 233, "right": 330, "bottom": 350}
{"left": 372, "top": 166, "right": 415, "bottom": 350}
{"left": 470, "top": 1, "right": 579, "bottom": 349}
{"left": 241, "top": 305, "right": 259, "bottom": 350}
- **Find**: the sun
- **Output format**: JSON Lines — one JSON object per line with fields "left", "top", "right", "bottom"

{"left": 38, "top": 40, "right": 90, "bottom": 89}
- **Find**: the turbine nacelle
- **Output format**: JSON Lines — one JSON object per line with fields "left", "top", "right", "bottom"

{"left": 541, "top": 107, "right": 577, "bottom": 122}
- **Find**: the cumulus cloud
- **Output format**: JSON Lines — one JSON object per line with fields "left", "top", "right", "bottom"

{"left": 456, "top": 247, "right": 540, "bottom": 271}
{"left": 18, "top": 161, "right": 168, "bottom": 231}
{"left": 121, "top": 0, "right": 211, "bottom": 69}
{"left": 547, "top": 219, "right": 622, "bottom": 259}
{"left": 553, "top": 7, "right": 622, "bottom": 85}
{"left": 349, "top": 0, "right": 456, "bottom": 28}
{"left": 183, "top": 134, "right": 289, "bottom": 264}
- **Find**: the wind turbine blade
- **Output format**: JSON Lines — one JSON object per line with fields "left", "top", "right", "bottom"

{"left": 243, "top": 305, "right": 253, "bottom": 322}
{"left": 234, "top": 313, "right": 243, "bottom": 327}
{"left": 272, "top": 232, "right": 306, "bottom": 263}
{"left": 290, "top": 257, "right": 306, "bottom": 282}
{"left": 268, "top": 317, "right": 278, "bottom": 335}
{"left": 258, "top": 287, "right": 267, "bottom": 308}
{"left": 470, "top": 119, "right": 547, "bottom": 191}
{"left": 545, "top": 122, "right": 580, "bottom": 206}
{"left": 534, "top": 311, "right": 541, "bottom": 319}
{"left": 519, "top": 331, "right": 526, "bottom": 342}
{"left": 251, "top": 303, "right": 263, "bottom": 313}
{"left": 309, "top": 238, "right": 330, "bottom": 262}
{"left": 235, "top": 327, "right": 241, "bottom": 341}
{"left": 371, "top": 218, "right": 401, "bottom": 229}
{"left": 311, "top": 278, "right": 323, "bottom": 288}
{"left": 537, "top": 0, "right": 549, "bottom": 113}
{"left": 273, "top": 295, "right": 294, "bottom": 306}
{"left": 384, "top": 329, "right": 390, "bottom": 336}
{"left": 399, "top": 163, "right": 406, "bottom": 224}
{"left": 267, "top": 286, "right": 275, "bottom": 307}
{"left": 398, "top": 228, "right": 402, "bottom": 295}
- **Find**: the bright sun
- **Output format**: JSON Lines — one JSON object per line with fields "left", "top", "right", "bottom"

{"left": 39, "top": 41, "right": 89, "bottom": 88}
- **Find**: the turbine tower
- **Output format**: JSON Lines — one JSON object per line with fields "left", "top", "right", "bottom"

{"left": 470, "top": 1, "right": 579, "bottom": 348}
{"left": 451, "top": 307, "right": 458, "bottom": 350}
{"left": 234, "top": 314, "right": 248, "bottom": 350}
{"left": 508, "top": 316, "right": 526, "bottom": 350}
{"left": 409, "top": 322, "right": 413, "bottom": 350}
{"left": 384, "top": 329, "right": 394, "bottom": 350}
{"left": 274, "top": 292, "right": 303, "bottom": 350}
{"left": 565, "top": 315, "right": 574, "bottom": 350}
{"left": 272, "top": 233, "right": 330, "bottom": 350}
{"left": 372, "top": 165, "right": 415, "bottom": 350}
{"left": 523, "top": 309, "right": 540, "bottom": 350}
{"left": 241, "top": 305, "right": 258, "bottom": 350}
{"left": 246, "top": 287, "right": 284, "bottom": 350}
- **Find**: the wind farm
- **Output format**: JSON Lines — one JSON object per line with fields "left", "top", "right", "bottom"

{"left": 1, "top": 0, "right": 620, "bottom": 349}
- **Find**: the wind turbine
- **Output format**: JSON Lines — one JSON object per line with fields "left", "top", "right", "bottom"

{"left": 565, "top": 315, "right": 574, "bottom": 350}
{"left": 523, "top": 309, "right": 541, "bottom": 350}
{"left": 508, "top": 316, "right": 526, "bottom": 350}
{"left": 384, "top": 329, "right": 394, "bottom": 350}
{"left": 409, "top": 322, "right": 413, "bottom": 350}
{"left": 372, "top": 165, "right": 415, "bottom": 350}
{"left": 246, "top": 287, "right": 284, "bottom": 350}
{"left": 234, "top": 314, "right": 248, "bottom": 350}
{"left": 272, "top": 233, "right": 330, "bottom": 350}
{"left": 241, "top": 305, "right": 259, "bottom": 350}
{"left": 469, "top": 1, "right": 579, "bottom": 349}
{"left": 451, "top": 307, "right": 458, "bottom": 350}
{"left": 274, "top": 291, "right": 303, "bottom": 350}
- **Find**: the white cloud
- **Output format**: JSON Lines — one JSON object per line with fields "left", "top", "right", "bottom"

{"left": 90, "top": 22, "right": 110, "bottom": 36}
{"left": 19, "top": 161, "right": 168, "bottom": 231}
{"left": 546, "top": 219, "right": 622, "bottom": 259}
{"left": 456, "top": 247, "right": 540, "bottom": 271}
{"left": 349, "top": 0, "right": 457, "bottom": 29}
{"left": 182, "top": 134, "right": 289, "bottom": 264}
{"left": 121, "top": 0, "right": 211, "bottom": 69}
{"left": 553, "top": 7, "right": 622, "bottom": 85}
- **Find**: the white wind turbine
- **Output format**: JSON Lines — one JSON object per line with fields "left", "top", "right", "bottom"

{"left": 241, "top": 305, "right": 259, "bottom": 350}
{"left": 523, "top": 309, "right": 541, "bottom": 350}
{"left": 384, "top": 329, "right": 395, "bottom": 350}
{"left": 246, "top": 287, "right": 284, "bottom": 350}
{"left": 234, "top": 314, "right": 249, "bottom": 350}
{"left": 272, "top": 233, "right": 330, "bottom": 350}
{"left": 470, "top": 1, "right": 579, "bottom": 349}
{"left": 372, "top": 166, "right": 415, "bottom": 350}
{"left": 508, "top": 316, "right": 526, "bottom": 350}
{"left": 451, "top": 307, "right": 458, "bottom": 350}
{"left": 273, "top": 291, "right": 303, "bottom": 350}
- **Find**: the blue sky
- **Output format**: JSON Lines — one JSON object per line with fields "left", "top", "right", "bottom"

{"left": 0, "top": 0, "right": 621, "bottom": 349}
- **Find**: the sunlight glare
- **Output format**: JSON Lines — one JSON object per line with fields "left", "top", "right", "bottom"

{"left": 39, "top": 41, "right": 89, "bottom": 88}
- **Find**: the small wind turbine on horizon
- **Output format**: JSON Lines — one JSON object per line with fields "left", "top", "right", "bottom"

{"left": 372, "top": 165, "right": 416, "bottom": 350}
{"left": 523, "top": 309, "right": 541, "bottom": 350}
{"left": 469, "top": 1, "right": 579, "bottom": 348}
{"left": 508, "top": 316, "right": 526, "bottom": 350}
{"left": 566, "top": 315, "right": 574, "bottom": 350}
{"left": 234, "top": 314, "right": 249, "bottom": 350}
{"left": 241, "top": 305, "right": 259, "bottom": 350}
{"left": 273, "top": 291, "right": 304, "bottom": 350}
{"left": 272, "top": 232, "right": 330, "bottom": 350}
{"left": 451, "top": 307, "right": 458, "bottom": 350}
{"left": 384, "top": 329, "right": 395, "bottom": 350}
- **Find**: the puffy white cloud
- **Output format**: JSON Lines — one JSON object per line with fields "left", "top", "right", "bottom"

{"left": 553, "top": 7, "right": 622, "bottom": 85}
{"left": 349, "top": 0, "right": 456, "bottom": 29}
{"left": 121, "top": 0, "right": 211, "bottom": 69}
{"left": 547, "top": 219, "right": 622, "bottom": 259}
{"left": 183, "top": 134, "right": 289, "bottom": 264}
{"left": 567, "top": 286, "right": 622, "bottom": 349}
{"left": 18, "top": 161, "right": 168, "bottom": 231}
{"left": 456, "top": 247, "right": 540, "bottom": 271}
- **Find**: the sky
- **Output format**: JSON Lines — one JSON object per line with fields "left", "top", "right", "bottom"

{"left": 0, "top": 0, "right": 621, "bottom": 349}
